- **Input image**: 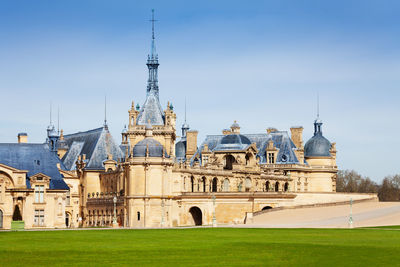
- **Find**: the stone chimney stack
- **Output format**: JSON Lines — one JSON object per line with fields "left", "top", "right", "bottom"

{"left": 18, "top": 133, "right": 28, "bottom": 143}
{"left": 290, "top": 126, "right": 304, "bottom": 148}
{"left": 186, "top": 130, "right": 198, "bottom": 160}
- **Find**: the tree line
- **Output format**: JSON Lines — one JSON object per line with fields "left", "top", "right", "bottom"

{"left": 336, "top": 170, "right": 400, "bottom": 201}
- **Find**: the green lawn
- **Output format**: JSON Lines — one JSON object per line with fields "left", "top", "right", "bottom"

{"left": 1, "top": 228, "right": 400, "bottom": 266}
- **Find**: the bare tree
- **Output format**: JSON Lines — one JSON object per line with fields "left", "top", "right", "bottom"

{"left": 336, "top": 170, "right": 378, "bottom": 193}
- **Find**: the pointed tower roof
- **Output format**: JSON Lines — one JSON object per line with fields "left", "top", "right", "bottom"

{"left": 137, "top": 9, "right": 165, "bottom": 125}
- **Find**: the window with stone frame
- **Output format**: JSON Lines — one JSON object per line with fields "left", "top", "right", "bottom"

{"left": 202, "top": 155, "right": 209, "bottom": 165}
{"left": 34, "top": 185, "right": 44, "bottom": 203}
{"left": 66, "top": 191, "right": 71, "bottom": 206}
{"left": 34, "top": 209, "right": 44, "bottom": 226}
{"left": 268, "top": 153, "right": 275, "bottom": 164}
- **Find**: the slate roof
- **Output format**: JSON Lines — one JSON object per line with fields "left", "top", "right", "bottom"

{"left": 191, "top": 131, "right": 299, "bottom": 166}
{"left": 0, "top": 143, "right": 69, "bottom": 190}
{"left": 214, "top": 134, "right": 252, "bottom": 151}
{"left": 136, "top": 93, "right": 165, "bottom": 126}
{"left": 61, "top": 127, "right": 123, "bottom": 170}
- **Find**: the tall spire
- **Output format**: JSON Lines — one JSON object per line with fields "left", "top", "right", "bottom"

{"left": 314, "top": 92, "right": 323, "bottom": 136}
{"left": 50, "top": 101, "right": 52, "bottom": 126}
{"left": 104, "top": 95, "right": 108, "bottom": 129}
{"left": 146, "top": 9, "right": 160, "bottom": 97}
{"left": 181, "top": 97, "right": 190, "bottom": 137}
{"left": 184, "top": 97, "right": 187, "bottom": 123}
{"left": 47, "top": 101, "right": 59, "bottom": 152}
{"left": 57, "top": 106, "right": 60, "bottom": 134}
{"left": 317, "top": 91, "right": 320, "bottom": 120}
{"left": 136, "top": 9, "right": 165, "bottom": 126}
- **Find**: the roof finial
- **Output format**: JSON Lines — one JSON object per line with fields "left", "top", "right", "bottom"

{"left": 151, "top": 8, "right": 155, "bottom": 40}
{"left": 317, "top": 91, "right": 320, "bottom": 120}
{"left": 149, "top": 9, "right": 158, "bottom": 59}
{"left": 57, "top": 106, "right": 60, "bottom": 134}
{"left": 104, "top": 95, "right": 108, "bottom": 129}
{"left": 50, "top": 101, "right": 52, "bottom": 126}
{"left": 184, "top": 96, "right": 187, "bottom": 123}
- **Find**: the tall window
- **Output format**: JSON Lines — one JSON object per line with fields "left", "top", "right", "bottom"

{"left": 223, "top": 179, "right": 230, "bottom": 192}
{"left": 35, "top": 185, "right": 44, "bottom": 203}
{"left": 245, "top": 178, "right": 252, "bottom": 192}
{"left": 268, "top": 153, "right": 275, "bottom": 164}
{"left": 0, "top": 184, "right": 2, "bottom": 202}
{"left": 34, "top": 209, "right": 44, "bottom": 226}
{"left": 203, "top": 156, "right": 209, "bottom": 165}
{"left": 66, "top": 191, "right": 71, "bottom": 206}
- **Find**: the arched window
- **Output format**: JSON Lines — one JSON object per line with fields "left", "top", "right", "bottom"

{"left": 137, "top": 211, "right": 141, "bottom": 221}
{"left": 245, "top": 153, "right": 252, "bottom": 165}
{"left": 191, "top": 176, "right": 194, "bottom": 192}
{"left": 224, "top": 155, "right": 235, "bottom": 170}
{"left": 223, "top": 179, "right": 230, "bottom": 192}
{"left": 202, "top": 177, "right": 206, "bottom": 192}
{"left": 275, "top": 182, "right": 280, "bottom": 192}
{"left": 284, "top": 182, "right": 289, "bottom": 192}
{"left": 245, "top": 178, "right": 252, "bottom": 192}
{"left": 212, "top": 178, "right": 218, "bottom": 192}
{"left": 66, "top": 190, "right": 71, "bottom": 206}
{"left": 266, "top": 181, "right": 270, "bottom": 192}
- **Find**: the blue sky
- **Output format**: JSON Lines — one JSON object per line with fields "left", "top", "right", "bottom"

{"left": 0, "top": 1, "right": 399, "bottom": 181}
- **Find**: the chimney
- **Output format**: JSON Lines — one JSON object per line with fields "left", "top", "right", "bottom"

{"left": 186, "top": 130, "right": 198, "bottom": 160}
{"left": 18, "top": 133, "right": 28, "bottom": 143}
{"left": 290, "top": 126, "right": 304, "bottom": 148}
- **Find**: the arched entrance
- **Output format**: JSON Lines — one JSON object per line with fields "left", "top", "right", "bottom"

{"left": 262, "top": 206, "right": 273, "bottom": 211}
{"left": 12, "top": 205, "right": 22, "bottom": 221}
{"left": 189, "top": 207, "right": 202, "bottom": 226}
{"left": 65, "top": 212, "right": 70, "bottom": 228}
{"left": 0, "top": 209, "right": 3, "bottom": 228}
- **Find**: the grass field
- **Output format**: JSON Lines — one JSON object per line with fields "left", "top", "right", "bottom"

{"left": 1, "top": 228, "right": 400, "bottom": 266}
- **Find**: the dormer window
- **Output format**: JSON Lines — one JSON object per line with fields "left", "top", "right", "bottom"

{"left": 268, "top": 153, "right": 275, "bottom": 164}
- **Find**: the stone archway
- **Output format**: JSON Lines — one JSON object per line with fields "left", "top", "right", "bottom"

{"left": 262, "top": 206, "right": 273, "bottom": 211}
{"left": 189, "top": 207, "right": 202, "bottom": 226}
{"left": 65, "top": 212, "right": 71, "bottom": 228}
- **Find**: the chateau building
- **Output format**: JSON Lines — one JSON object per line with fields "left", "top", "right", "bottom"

{"left": 78, "top": 13, "right": 339, "bottom": 228}
{"left": 0, "top": 11, "right": 361, "bottom": 230}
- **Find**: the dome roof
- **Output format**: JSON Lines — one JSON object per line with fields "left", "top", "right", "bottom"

{"left": 121, "top": 125, "right": 127, "bottom": 134}
{"left": 214, "top": 134, "right": 251, "bottom": 151}
{"left": 221, "top": 134, "right": 251, "bottom": 145}
{"left": 304, "top": 134, "right": 331, "bottom": 157}
{"left": 175, "top": 140, "right": 186, "bottom": 159}
{"left": 231, "top": 121, "right": 240, "bottom": 128}
{"left": 132, "top": 138, "right": 167, "bottom": 157}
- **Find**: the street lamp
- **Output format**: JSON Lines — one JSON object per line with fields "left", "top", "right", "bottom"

{"left": 113, "top": 195, "right": 118, "bottom": 228}
{"left": 212, "top": 193, "right": 217, "bottom": 227}
{"left": 349, "top": 198, "right": 353, "bottom": 228}
{"left": 161, "top": 199, "right": 165, "bottom": 228}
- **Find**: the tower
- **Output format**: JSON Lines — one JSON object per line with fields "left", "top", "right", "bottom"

{"left": 46, "top": 103, "right": 59, "bottom": 152}
{"left": 126, "top": 9, "right": 176, "bottom": 156}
